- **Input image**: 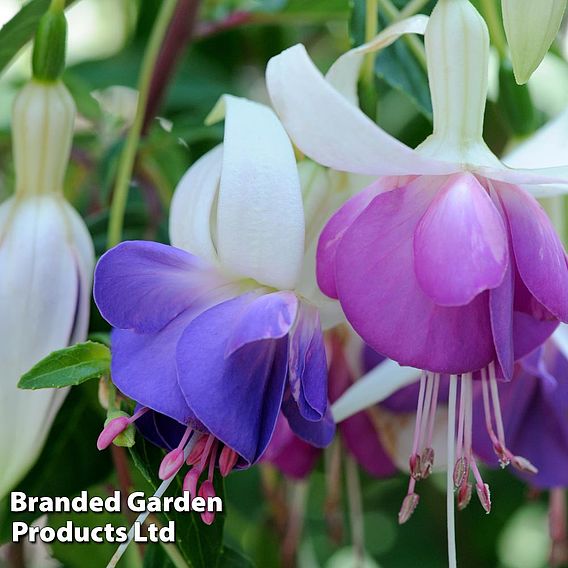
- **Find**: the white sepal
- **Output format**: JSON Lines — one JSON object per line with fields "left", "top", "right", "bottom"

{"left": 216, "top": 95, "right": 305, "bottom": 290}
{"left": 169, "top": 144, "right": 223, "bottom": 265}
{"left": 331, "top": 359, "right": 421, "bottom": 423}
{"left": 266, "top": 44, "right": 458, "bottom": 177}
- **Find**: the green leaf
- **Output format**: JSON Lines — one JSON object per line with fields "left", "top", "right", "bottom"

{"left": 0, "top": 0, "right": 76, "bottom": 77}
{"left": 18, "top": 341, "right": 111, "bottom": 390}
{"left": 129, "top": 437, "right": 226, "bottom": 568}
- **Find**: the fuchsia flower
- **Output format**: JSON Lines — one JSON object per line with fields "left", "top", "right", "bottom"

{"left": 267, "top": 0, "right": 568, "bottom": 563}
{"left": 94, "top": 97, "right": 335, "bottom": 517}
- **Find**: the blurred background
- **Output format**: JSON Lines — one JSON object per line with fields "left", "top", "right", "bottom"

{"left": 0, "top": 1, "right": 567, "bottom": 567}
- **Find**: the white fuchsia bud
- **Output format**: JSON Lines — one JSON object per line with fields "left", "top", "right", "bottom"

{"left": 502, "top": 0, "right": 567, "bottom": 84}
{"left": 0, "top": 80, "right": 94, "bottom": 499}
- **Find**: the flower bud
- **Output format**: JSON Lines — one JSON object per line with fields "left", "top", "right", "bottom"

{"left": 502, "top": 0, "right": 567, "bottom": 84}
{"left": 0, "top": 80, "right": 94, "bottom": 499}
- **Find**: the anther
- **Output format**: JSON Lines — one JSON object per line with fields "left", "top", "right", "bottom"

{"left": 398, "top": 493, "right": 420, "bottom": 525}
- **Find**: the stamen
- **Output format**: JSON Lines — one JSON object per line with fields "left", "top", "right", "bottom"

{"left": 198, "top": 480, "right": 217, "bottom": 525}
{"left": 409, "top": 373, "right": 427, "bottom": 480}
{"left": 447, "top": 375, "right": 458, "bottom": 568}
{"left": 470, "top": 458, "right": 491, "bottom": 514}
{"left": 219, "top": 446, "right": 239, "bottom": 477}
{"left": 398, "top": 492, "right": 420, "bottom": 525}
{"left": 457, "top": 481, "right": 473, "bottom": 511}
{"left": 421, "top": 373, "right": 440, "bottom": 478}
{"left": 481, "top": 366, "right": 509, "bottom": 466}
{"left": 158, "top": 425, "right": 193, "bottom": 480}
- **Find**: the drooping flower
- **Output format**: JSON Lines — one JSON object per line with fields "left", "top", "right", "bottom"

{"left": 0, "top": 79, "right": 94, "bottom": 499}
{"left": 502, "top": 0, "right": 567, "bottom": 84}
{"left": 94, "top": 96, "right": 335, "bottom": 497}
{"left": 266, "top": 0, "right": 568, "bottom": 561}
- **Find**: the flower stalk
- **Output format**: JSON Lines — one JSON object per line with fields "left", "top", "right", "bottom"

{"left": 107, "top": 0, "right": 179, "bottom": 249}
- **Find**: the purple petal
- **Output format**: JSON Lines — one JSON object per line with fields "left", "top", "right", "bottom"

{"left": 487, "top": 188, "right": 514, "bottom": 380}
{"left": 282, "top": 393, "right": 336, "bottom": 448}
{"left": 136, "top": 408, "right": 188, "bottom": 451}
{"left": 335, "top": 177, "right": 495, "bottom": 374}
{"left": 94, "top": 241, "right": 230, "bottom": 333}
{"left": 512, "top": 267, "right": 559, "bottom": 359}
{"left": 111, "top": 307, "right": 201, "bottom": 424}
{"left": 288, "top": 303, "right": 328, "bottom": 421}
{"left": 176, "top": 295, "right": 288, "bottom": 465}
{"left": 414, "top": 173, "right": 508, "bottom": 307}
{"left": 316, "top": 177, "right": 401, "bottom": 298}
{"left": 498, "top": 183, "right": 568, "bottom": 322}
{"left": 225, "top": 291, "right": 298, "bottom": 357}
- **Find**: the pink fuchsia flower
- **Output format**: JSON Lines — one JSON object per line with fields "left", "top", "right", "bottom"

{"left": 268, "top": 0, "right": 568, "bottom": 548}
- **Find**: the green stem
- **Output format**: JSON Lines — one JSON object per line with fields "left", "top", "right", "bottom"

{"left": 480, "top": 0, "right": 507, "bottom": 59}
{"left": 106, "top": 0, "right": 178, "bottom": 249}
{"left": 377, "top": 0, "right": 427, "bottom": 71}
{"left": 360, "top": 0, "right": 379, "bottom": 118}
{"left": 50, "top": 0, "right": 65, "bottom": 11}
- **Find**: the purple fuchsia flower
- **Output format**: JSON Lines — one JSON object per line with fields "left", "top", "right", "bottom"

{"left": 94, "top": 96, "right": 335, "bottom": 504}
{"left": 267, "top": 0, "right": 568, "bottom": 560}
{"left": 473, "top": 327, "right": 568, "bottom": 565}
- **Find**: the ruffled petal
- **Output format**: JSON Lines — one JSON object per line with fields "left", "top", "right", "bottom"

{"left": 216, "top": 95, "right": 305, "bottom": 290}
{"left": 176, "top": 295, "right": 288, "bottom": 465}
{"left": 169, "top": 144, "right": 223, "bottom": 264}
{"left": 335, "top": 178, "right": 496, "bottom": 373}
{"left": 317, "top": 177, "right": 402, "bottom": 298}
{"left": 110, "top": 308, "right": 200, "bottom": 424}
{"left": 414, "top": 173, "right": 508, "bottom": 306}
{"left": 94, "top": 240, "right": 231, "bottom": 334}
{"left": 226, "top": 291, "right": 298, "bottom": 357}
{"left": 288, "top": 303, "right": 327, "bottom": 421}
{"left": 281, "top": 394, "right": 335, "bottom": 448}
{"left": 266, "top": 44, "right": 457, "bottom": 177}
{"left": 497, "top": 182, "right": 568, "bottom": 321}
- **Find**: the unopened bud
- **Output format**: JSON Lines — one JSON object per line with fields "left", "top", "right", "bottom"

{"left": 398, "top": 493, "right": 420, "bottom": 525}
{"left": 502, "top": 0, "right": 567, "bottom": 84}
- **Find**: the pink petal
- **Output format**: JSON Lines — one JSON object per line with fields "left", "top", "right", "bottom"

{"left": 498, "top": 182, "right": 568, "bottom": 322}
{"left": 317, "top": 176, "right": 404, "bottom": 298}
{"left": 335, "top": 177, "right": 495, "bottom": 374}
{"left": 414, "top": 173, "right": 508, "bottom": 307}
